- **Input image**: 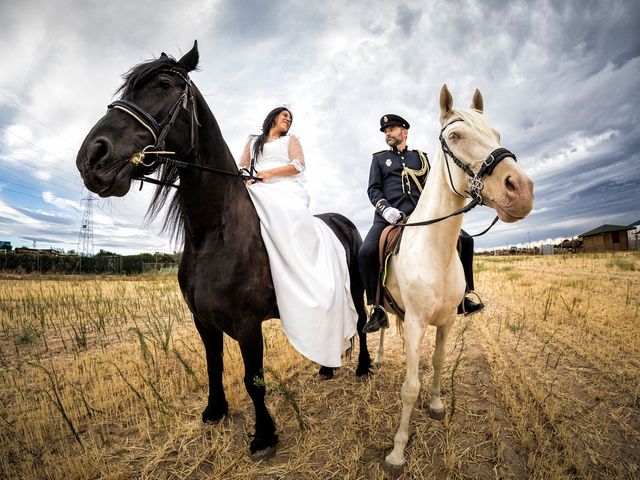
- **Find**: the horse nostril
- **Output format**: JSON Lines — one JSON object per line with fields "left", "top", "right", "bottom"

{"left": 504, "top": 175, "right": 518, "bottom": 193}
{"left": 87, "top": 137, "right": 112, "bottom": 167}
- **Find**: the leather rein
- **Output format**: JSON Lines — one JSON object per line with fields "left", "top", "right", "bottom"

{"left": 107, "top": 68, "right": 259, "bottom": 189}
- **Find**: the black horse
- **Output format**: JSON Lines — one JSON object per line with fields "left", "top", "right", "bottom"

{"left": 75, "top": 42, "right": 371, "bottom": 458}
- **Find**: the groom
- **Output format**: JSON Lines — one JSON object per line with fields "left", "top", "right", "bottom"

{"left": 358, "top": 114, "right": 484, "bottom": 333}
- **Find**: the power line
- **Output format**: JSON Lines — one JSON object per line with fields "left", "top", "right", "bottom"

{"left": 0, "top": 177, "right": 80, "bottom": 196}
{"left": 0, "top": 125, "right": 72, "bottom": 165}
{"left": 0, "top": 186, "right": 45, "bottom": 200}
{"left": 0, "top": 220, "right": 75, "bottom": 226}
{"left": 0, "top": 196, "right": 151, "bottom": 220}
{"left": 0, "top": 204, "right": 78, "bottom": 213}
{"left": 0, "top": 88, "right": 91, "bottom": 192}
{"left": 0, "top": 153, "right": 85, "bottom": 190}
{"left": 0, "top": 89, "right": 58, "bottom": 135}
{"left": 0, "top": 184, "right": 83, "bottom": 205}
{"left": 0, "top": 176, "right": 83, "bottom": 201}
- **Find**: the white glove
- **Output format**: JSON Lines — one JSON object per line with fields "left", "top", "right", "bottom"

{"left": 382, "top": 207, "right": 402, "bottom": 224}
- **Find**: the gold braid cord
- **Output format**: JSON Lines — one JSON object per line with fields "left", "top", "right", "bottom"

{"left": 401, "top": 150, "right": 430, "bottom": 194}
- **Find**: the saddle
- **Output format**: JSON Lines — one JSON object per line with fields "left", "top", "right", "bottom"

{"left": 374, "top": 222, "right": 463, "bottom": 319}
{"left": 375, "top": 224, "right": 406, "bottom": 318}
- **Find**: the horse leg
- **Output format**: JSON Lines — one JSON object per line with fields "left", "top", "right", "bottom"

{"left": 374, "top": 328, "right": 385, "bottom": 366}
{"left": 314, "top": 212, "right": 371, "bottom": 377}
{"left": 429, "top": 322, "right": 453, "bottom": 420}
{"left": 319, "top": 246, "right": 371, "bottom": 378}
{"left": 194, "top": 317, "right": 228, "bottom": 423}
{"left": 238, "top": 328, "right": 278, "bottom": 458}
{"left": 384, "top": 317, "right": 426, "bottom": 469}
{"left": 354, "top": 283, "right": 372, "bottom": 377}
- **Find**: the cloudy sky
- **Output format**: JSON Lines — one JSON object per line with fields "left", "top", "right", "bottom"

{"left": 1, "top": 0, "right": 639, "bottom": 255}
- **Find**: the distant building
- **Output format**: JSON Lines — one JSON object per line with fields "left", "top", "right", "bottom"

{"left": 0, "top": 241, "right": 11, "bottom": 252}
{"left": 559, "top": 238, "right": 583, "bottom": 253}
{"left": 629, "top": 220, "right": 640, "bottom": 250}
{"left": 578, "top": 224, "right": 634, "bottom": 252}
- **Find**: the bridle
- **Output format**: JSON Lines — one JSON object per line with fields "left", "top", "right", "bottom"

{"left": 108, "top": 68, "right": 197, "bottom": 167}
{"left": 439, "top": 118, "right": 516, "bottom": 201}
{"left": 400, "top": 117, "right": 517, "bottom": 235}
{"left": 106, "top": 68, "right": 258, "bottom": 188}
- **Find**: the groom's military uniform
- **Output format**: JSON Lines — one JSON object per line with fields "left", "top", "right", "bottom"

{"left": 358, "top": 114, "right": 483, "bottom": 333}
{"left": 359, "top": 143, "right": 430, "bottom": 304}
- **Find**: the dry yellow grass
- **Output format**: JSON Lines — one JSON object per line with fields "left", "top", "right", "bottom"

{"left": 1, "top": 251, "right": 638, "bottom": 479}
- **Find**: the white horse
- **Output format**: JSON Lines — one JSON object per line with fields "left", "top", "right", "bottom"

{"left": 380, "top": 85, "right": 534, "bottom": 472}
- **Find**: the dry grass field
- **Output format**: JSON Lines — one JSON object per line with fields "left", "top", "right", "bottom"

{"left": 1, "top": 251, "right": 638, "bottom": 479}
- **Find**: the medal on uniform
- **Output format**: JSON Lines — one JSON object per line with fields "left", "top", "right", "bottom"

{"left": 386, "top": 159, "right": 392, "bottom": 166}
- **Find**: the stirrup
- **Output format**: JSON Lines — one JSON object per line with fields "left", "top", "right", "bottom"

{"left": 466, "top": 290, "right": 483, "bottom": 304}
{"left": 458, "top": 290, "right": 485, "bottom": 316}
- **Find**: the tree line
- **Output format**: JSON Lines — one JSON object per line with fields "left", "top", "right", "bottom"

{"left": 0, "top": 249, "right": 180, "bottom": 275}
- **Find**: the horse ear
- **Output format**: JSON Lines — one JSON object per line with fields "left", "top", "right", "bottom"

{"left": 470, "top": 89, "right": 483, "bottom": 113}
{"left": 177, "top": 40, "right": 199, "bottom": 72}
{"left": 439, "top": 84, "right": 453, "bottom": 122}
{"left": 160, "top": 52, "right": 168, "bottom": 59}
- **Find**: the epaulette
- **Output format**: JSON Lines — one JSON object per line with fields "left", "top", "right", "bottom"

{"left": 372, "top": 150, "right": 387, "bottom": 156}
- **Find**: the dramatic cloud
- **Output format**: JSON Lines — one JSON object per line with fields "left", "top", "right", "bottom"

{"left": 1, "top": 0, "right": 638, "bottom": 255}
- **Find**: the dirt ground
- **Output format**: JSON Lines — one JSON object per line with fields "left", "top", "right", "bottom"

{"left": 1, "top": 252, "right": 639, "bottom": 479}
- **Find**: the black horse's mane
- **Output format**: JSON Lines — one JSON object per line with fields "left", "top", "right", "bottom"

{"left": 116, "top": 56, "right": 189, "bottom": 246}
{"left": 116, "top": 56, "right": 181, "bottom": 97}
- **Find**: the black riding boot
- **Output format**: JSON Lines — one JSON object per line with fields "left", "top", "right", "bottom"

{"left": 363, "top": 305, "right": 389, "bottom": 333}
{"left": 457, "top": 291, "right": 485, "bottom": 316}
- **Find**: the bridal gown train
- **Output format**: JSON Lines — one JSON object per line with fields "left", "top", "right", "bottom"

{"left": 245, "top": 135, "right": 357, "bottom": 368}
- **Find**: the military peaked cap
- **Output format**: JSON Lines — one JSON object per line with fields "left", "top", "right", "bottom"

{"left": 379, "top": 114, "right": 410, "bottom": 132}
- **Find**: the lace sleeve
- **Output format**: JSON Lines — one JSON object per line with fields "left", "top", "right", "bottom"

{"left": 288, "top": 135, "right": 306, "bottom": 172}
{"left": 239, "top": 138, "right": 251, "bottom": 168}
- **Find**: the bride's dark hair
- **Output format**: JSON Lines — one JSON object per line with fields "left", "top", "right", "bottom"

{"left": 251, "top": 107, "right": 293, "bottom": 160}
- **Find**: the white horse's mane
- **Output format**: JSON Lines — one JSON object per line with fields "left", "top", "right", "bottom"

{"left": 435, "top": 108, "right": 493, "bottom": 167}
{"left": 446, "top": 108, "right": 493, "bottom": 136}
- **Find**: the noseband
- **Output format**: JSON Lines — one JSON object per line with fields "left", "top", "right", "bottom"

{"left": 439, "top": 118, "right": 516, "bottom": 200}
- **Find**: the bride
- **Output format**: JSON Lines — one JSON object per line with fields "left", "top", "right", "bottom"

{"left": 239, "top": 107, "right": 357, "bottom": 368}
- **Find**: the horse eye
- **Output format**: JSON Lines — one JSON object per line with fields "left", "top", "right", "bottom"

{"left": 449, "top": 132, "right": 459, "bottom": 141}
{"left": 158, "top": 79, "right": 173, "bottom": 90}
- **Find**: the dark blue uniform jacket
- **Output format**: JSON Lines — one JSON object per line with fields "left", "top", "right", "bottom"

{"left": 367, "top": 146, "right": 430, "bottom": 222}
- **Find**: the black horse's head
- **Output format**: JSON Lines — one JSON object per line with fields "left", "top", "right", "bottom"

{"left": 76, "top": 42, "right": 200, "bottom": 197}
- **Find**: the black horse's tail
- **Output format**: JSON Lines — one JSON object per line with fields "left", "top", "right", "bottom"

{"left": 315, "top": 213, "right": 372, "bottom": 377}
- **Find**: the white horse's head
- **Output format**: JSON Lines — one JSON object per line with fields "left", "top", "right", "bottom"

{"left": 438, "top": 85, "right": 534, "bottom": 222}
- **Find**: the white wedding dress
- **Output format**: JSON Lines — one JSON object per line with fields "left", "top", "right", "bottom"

{"left": 245, "top": 135, "right": 358, "bottom": 367}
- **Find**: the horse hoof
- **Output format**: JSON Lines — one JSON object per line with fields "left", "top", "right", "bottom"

{"left": 381, "top": 461, "right": 404, "bottom": 478}
{"left": 429, "top": 407, "right": 445, "bottom": 420}
{"left": 355, "top": 361, "right": 372, "bottom": 377}
{"left": 250, "top": 445, "right": 277, "bottom": 461}
{"left": 250, "top": 432, "right": 278, "bottom": 459}
{"left": 202, "top": 404, "right": 227, "bottom": 424}
{"left": 318, "top": 366, "right": 334, "bottom": 380}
